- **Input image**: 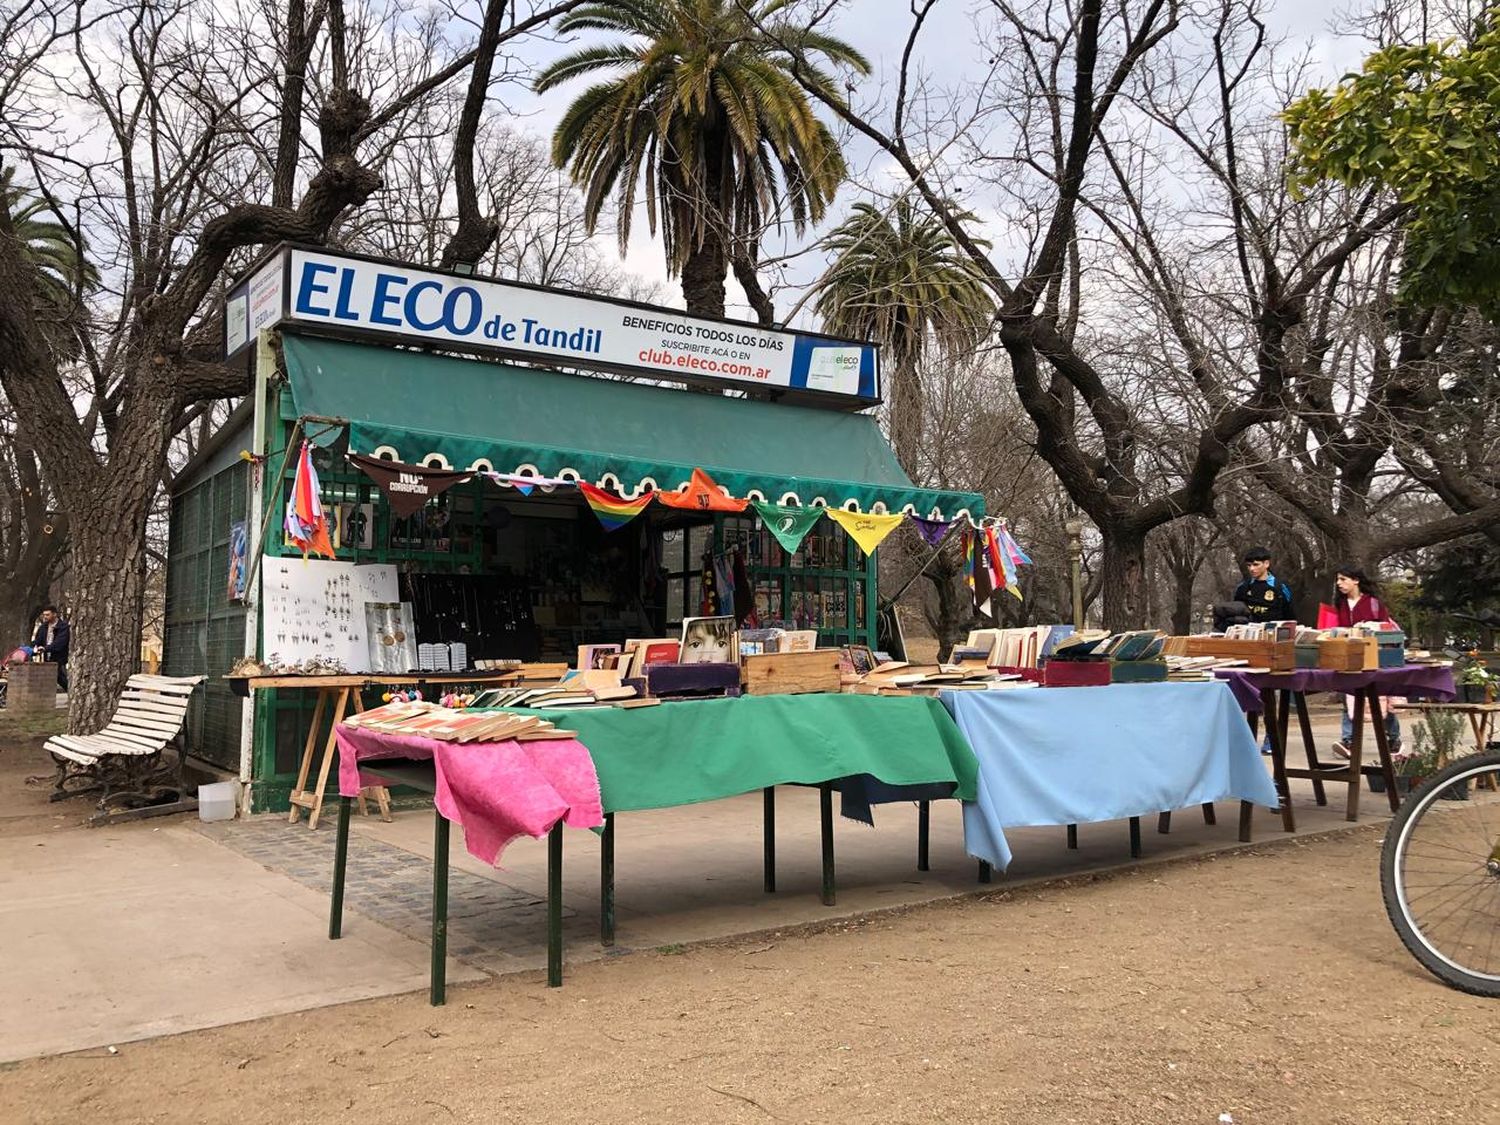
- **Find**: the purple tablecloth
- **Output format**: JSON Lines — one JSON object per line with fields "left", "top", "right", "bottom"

{"left": 335, "top": 725, "right": 604, "bottom": 865}
{"left": 1213, "top": 666, "right": 1457, "bottom": 713}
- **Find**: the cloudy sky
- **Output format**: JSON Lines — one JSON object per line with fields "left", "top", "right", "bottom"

{"left": 502, "top": 0, "right": 1369, "bottom": 327}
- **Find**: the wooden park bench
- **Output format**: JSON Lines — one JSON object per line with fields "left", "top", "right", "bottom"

{"left": 44, "top": 674, "right": 206, "bottom": 812}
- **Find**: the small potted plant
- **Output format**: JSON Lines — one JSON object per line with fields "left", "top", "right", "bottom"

{"left": 1456, "top": 659, "right": 1495, "bottom": 704}
{"left": 1421, "top": 710, "right": 1471, "bottom": 800}
{"left": 1371, "top": 729, "right": 1441, "bottom": 799}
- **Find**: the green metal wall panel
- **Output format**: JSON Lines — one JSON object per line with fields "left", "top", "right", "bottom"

{"left": 163, "top": 460, "right": 249, "bottom": 772}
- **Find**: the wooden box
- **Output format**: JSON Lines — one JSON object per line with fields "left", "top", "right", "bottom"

{"left": 741, "top": 650, "right": 843, "bottom": 696}
{"left": 646, "top": 662, "right": 742, "bottom": 699}
{"left": 1110, "top": 659, "right": 1167, "bottom": 683}
{"left": 1318, "top": 637, "right": 1378, "bottom": 672}
{"left": 1042, "top": 661, "right": 1112, "bottom": 687}
{"left": 1171, "top": 636, "right": 1295, "bottom": 672}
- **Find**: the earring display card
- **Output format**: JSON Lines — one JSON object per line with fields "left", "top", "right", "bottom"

{"left": 262, "top": 558, "right": 398, "bottom": 672}
{"left": 366, "top": 602, "right": 418, "bottom": 673}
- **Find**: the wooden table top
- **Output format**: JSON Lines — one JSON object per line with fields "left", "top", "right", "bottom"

{"left": 1393, "top": 700, "right": 1500, "bottom": 713}
{"left": 230, "top": 672, "right": 524, "bottom": 690}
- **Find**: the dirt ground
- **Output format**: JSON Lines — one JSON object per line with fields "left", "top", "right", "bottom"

{"left": 3, "top": 824, "right": 1495, "bottom": 1125}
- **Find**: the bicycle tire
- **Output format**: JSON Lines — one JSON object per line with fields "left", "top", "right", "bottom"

{"left": 1380, "top": 751, "right": 1500, "bottom": 997}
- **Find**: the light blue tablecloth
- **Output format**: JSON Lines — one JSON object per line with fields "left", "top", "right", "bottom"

{"left": 940, "top": 683, "right": 1281, "bottom": 869}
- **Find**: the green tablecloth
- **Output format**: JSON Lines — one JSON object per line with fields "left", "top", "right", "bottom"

{"left": 498, "top": 694, "right": 978, "bottom": 814}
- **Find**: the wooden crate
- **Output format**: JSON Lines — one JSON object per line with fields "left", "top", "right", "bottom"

{"left": 1170, "top": 636, "right": 1295, "bottom": 672}
{"left": 1318, "top": 637, "right": 1378, "bottom": 671}
{"left": 1043, "top": 661, "right": 1112, "bottom": 687}
{"left": 741, "top": 650, "right": 843, "bottom": 696}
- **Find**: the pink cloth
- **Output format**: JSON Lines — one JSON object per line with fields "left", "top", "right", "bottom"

{"left": 335, "top": 725, "right": 604, "bottom": 865}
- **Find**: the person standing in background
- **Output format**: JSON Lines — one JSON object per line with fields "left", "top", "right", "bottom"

{"left": 1232, "top": 547, "right": 1298, "bottom": 624}
{"left": 1232, "top": 547, "right": 1298, "bottom": 754}
{"left": 1331, "top": 566, "right": 1401, "bottom": 758}
{"left": 30, "top": 605, "right": 70, "bottom": 692}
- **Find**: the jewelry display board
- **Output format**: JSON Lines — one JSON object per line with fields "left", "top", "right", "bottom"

{"left": 366, "top": 602, "right": 419, "bottom": 673}
{"left": 261, "top": 558, "right": 398, "bottom": 671}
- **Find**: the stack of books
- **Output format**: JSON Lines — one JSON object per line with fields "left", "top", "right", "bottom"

{"left": 467, "top": 683, "right": 644, "bottom": 709}
{"left": 1164, "top": 654, "right": 1250, "bottom": 681}
{"left": 852, "top": 661, "right": 1030, "bottom": 695}
{"left": 343, "top": 701, "right": 576, "bottom": 742}
{"left": 964, "top": 625, "right": 1077, "bottom": 670}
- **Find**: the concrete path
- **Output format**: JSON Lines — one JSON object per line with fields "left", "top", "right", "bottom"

{"left": 0, "top": 705, "right": 1384, "bottom": 1063}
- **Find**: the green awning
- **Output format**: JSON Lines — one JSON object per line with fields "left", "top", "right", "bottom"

{"left": 281, "top": 334, "right": 983, "bottom": 520}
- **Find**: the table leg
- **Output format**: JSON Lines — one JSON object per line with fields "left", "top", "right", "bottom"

{"left": 307, "top": 688, "right": 351, "bottom": 831}
{"left": 1345, "top": 692, "right": 1367, "bottom": 822}
{"left": 431, "top": 809, "right": 450, "bottom": 1006}
{"left": 548, "top": 822, "right": 563, "bottom": 987}
{"left": 917, "top": 800, "right": 931, "bottom": 872}
{"left": 1129, "top": 816, "right": 1142, "bottom": 859}
{"left": 1066, "top": 824, "right": 1078, "bottom": 849}
{"left": 600, "top": 813, "right": 615, "bottom": 948}
{"left": 819, "top": 783, "right": 835, "bottom": 907}
{"left": 1238, "top": 800, "right": 1253, "bottom": 843}
{"left": 977, "top": 860, "right": 992, "bottom": 884}
{"left": 1293, "top": 692, "right": 1326, "bottom": 806}
{"left": 287, "top": 690, "right": 329, "bottom": 824}
{"left": 1157, "top": 811, "right": 1172, "bottom": 834}
{"left": 762, "top": 787, "right": 776, "bottom": 894}
{"left": 1477, "top": 715, "right": 1499, "bottom": 790}
{"left": 1367, "top": 689, "right": 1400, "bottom": 815}
{"left": 1201, "top": 803, "right": 1216, "bottom": 826}
{"left": 329, "top": 795, "right": 351, "bottom": 940}
{"left": 347, "top": 692, "right": 392, "bottom": 821}
{"left": 1263, "top": 688, "right": 1295, "bottom": 832}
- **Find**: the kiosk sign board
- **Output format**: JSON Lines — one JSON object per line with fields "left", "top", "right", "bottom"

{"left": 225, "top": 245, "right": 881, "bottom": 406}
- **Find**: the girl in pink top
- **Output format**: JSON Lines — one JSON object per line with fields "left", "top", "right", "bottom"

{"left": 1332, "top": 566, "right": 1400, "bottom": 756}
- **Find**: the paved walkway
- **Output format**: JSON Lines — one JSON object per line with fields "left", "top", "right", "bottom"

{"left": 0, "top": 706, "right": 1383, "bottom": 1063}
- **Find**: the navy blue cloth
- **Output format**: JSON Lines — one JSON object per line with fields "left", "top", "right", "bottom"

{"left": 834, "top": 776, "right": 957, "bottom": 826}
{"left": 941, "top": 683, "right": 1280, "bottom": 870}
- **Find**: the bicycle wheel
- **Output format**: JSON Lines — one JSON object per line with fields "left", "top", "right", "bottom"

{"left": 1380, "top": 752, "right": 1500, "bottom": 997}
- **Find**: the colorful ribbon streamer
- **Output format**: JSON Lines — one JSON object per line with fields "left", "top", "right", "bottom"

{"left": 285, "top": 441, "right": 335, "bottom": 559}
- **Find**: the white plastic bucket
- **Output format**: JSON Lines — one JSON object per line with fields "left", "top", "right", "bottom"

{"left": 198, "top": 781, "right": 239, "bottom": 822}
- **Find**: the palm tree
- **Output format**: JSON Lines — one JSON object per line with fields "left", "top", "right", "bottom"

{"left": 0, "top": 168, "right": 96, "bottom": 349}
{"left": 535, "top": 0, "right": 869, "bottom": 318}
{"left": 812, "top": 198, "right": 995, "bottom": 475}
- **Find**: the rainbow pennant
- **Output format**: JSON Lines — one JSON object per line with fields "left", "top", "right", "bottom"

{"left": 578, "top": 481, "right": 653, "bottom": 531}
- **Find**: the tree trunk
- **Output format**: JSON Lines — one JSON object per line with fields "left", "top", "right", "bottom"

{"left": 681, "top": 228, "right": 727, "bottom": 318}
{"left": 63, "top": 497, "right": 149, "bottom": 730}
{"left": 1099, "top": 525, "right": 1148, "bottom": 631}
{"left": 1169, "top": 566, "right": 1197, "bottom": 635}
{"left": 889, "top": 357, "right": 923, "bottom": 479}
{"left": 921, "top": 552, "right": 972, "bottom": 661}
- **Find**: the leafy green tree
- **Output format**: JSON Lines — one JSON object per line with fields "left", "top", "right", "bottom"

{"left": 811, "top": 199, "right": 994, "bottom": 475}
{"left": 1284, "top": 10, "right": 1500, "bottom": 311}
{"left": 535, "top": 0, "right": 869, "bottom": 318}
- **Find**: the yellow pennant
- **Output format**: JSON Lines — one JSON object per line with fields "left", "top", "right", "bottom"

{"left": 826, "top": 508, "right": 905, "bottom": 556}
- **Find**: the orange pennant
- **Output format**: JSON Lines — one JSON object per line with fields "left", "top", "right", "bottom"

{"left": 654, "top": 468, "right": 749, "bottom": 512}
